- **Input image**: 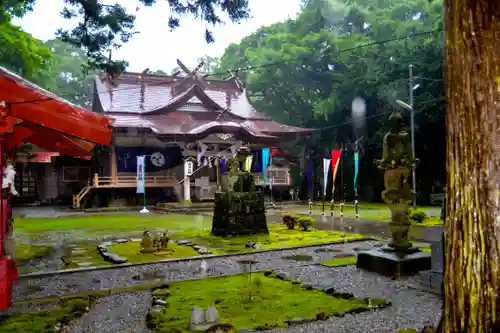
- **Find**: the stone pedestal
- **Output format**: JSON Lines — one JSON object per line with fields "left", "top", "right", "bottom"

{"left": 357, "top": 248, "right": 431, "bottom": 277}
{"left": 211, "top": 191, "right": 268, "bottom": 236}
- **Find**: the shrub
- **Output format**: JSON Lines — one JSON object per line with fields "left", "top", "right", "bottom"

{"left": 409, "top": 208, "right": 428, "bottom": 223}
{"left": 282, "top": 212, "right": 297, "bottom": 229}
{"left": 297, "top": 216, "right": 314, "bottom": 231}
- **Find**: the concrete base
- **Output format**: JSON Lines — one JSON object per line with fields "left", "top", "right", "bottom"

{"left": 357, "top": 248, "right": 431, "bottom": 277}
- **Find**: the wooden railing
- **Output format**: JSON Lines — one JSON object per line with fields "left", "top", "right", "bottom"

{"left": 93, "top": 174, "right": 179, "bottom": 188}
{"left": 253, "top": 175, "right": 290, "bottom": 186}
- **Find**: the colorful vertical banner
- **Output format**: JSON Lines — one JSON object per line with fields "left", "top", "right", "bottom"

{"left": 331, "top": 149, "right": 342, "bottom": 195}
{"left": 322, "top": 158, "right": 331, "bottom": 196}
{"left": 221, "top": 158, "right": 226, "bottom": 175}
{"left": 136, "top": 155, "right": 145, "bottom": 194}
{"left": 269, "top": 154, "right": 273, "bottom": 192}
{"left": 353, "top": 151, "right": 359, "bottom": 194}
{"left": 262, "top": 148, "right": 270, "bottom": 185}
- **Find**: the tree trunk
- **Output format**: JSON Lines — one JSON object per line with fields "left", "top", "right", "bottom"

{"left": 444, "top": 0, "right": 500, "bottom": 332}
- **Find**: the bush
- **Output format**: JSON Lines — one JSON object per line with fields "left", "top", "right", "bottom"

{"left": 297, "top": 216, "right": 314, "bottom": 231}
{"left": 409, "top": 208, "right": 428, "bottom": 223}
{"left": 282, "top": 212, "right": 297, "bottom": 229}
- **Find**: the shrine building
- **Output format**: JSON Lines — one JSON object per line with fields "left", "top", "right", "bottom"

{"left": 15, "top": 60, "right": 313, "bottom": 208}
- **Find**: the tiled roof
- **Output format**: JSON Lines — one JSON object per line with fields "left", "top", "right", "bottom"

{"left": 94, "top": 70, "right": 313, "bottom": 138}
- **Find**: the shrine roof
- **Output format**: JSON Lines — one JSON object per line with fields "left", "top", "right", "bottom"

{"left": 0, "top": 66, "right": 113, "bottom": 157}
{"left": 93, "top": 59, "right": 314, "bottom": 139}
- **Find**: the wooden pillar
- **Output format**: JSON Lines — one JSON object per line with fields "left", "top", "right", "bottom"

{"left": 110, "top": 139, "right": 117, "bottom": 182}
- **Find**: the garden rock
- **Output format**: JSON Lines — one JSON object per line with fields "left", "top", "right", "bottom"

{"left": 149, "top": 305, "right": 163, "bottom": 315}
{"left": 324, "top": 287, "right": 336, "bottom": 295}
{"left": 115, "top": 238, "right": 129, "bottom": 243}
{"left": 284, "top": 318, "right": 316, "bottom": 326}
{"left": 107, "top": 253, "right": 127, "bottom": 264}
{"left": 178, "top": 240, "right": 191, "bottom": 245}
{"left": 245, "top": 241, "right": 256, "bottom": 248}
{"left": 205, "top": 324, "right": 236, "bottom": 333}
{"left": 198, "top": 248, "right": 211, "bottom": 255}
{"left": 276, "top": 273, "right": 287, "bottom": 280}
{"left": 153, "top": 299, "right": 168, "bottom": 307}
{"left": 301, "top": 284, "right": 313, "bottom": 290}
{"left": 100, "top": 241, "right": 113, "bottom": 247}
{"left": 193, "top": 245, "right": 201, "bottom": 250}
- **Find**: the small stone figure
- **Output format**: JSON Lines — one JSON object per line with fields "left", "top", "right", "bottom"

{"left": 159, "top": 231, "right": 169, "bottom": 250}
{"left": 140, "top": 231, "right": 156, "bottom": 253}
{"left": 189, "top": 306, "right": 220, "bottom": 332}
{"left": 153, "top": 233, "right": 161, "bottom": 251}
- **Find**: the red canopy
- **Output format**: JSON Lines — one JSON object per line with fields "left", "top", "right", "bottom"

{"left": 0, "top": 66, "right": 113, "bottom": 157}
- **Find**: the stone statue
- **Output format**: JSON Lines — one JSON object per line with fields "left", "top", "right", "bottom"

{"left": 140, "top": 231, "right": 156, "bottom": 253}
{"left": 376, "top": 111, "right": 419, "bottom": 253}
{"left": 159, "top": 231, "right": 169, "bottom": 250}
{"left": 189, "top": 306, "right": 220, "bottom": 332}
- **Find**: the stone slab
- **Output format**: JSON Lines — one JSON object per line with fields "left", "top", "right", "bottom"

{"left": 419, "top": 270, "right": 443, "bottom": 295}
{"left": 431, "top": 242, "right": 444, "bottom": 273}
{"left": 357, "top": 248, "right": 431, "bottom": 277}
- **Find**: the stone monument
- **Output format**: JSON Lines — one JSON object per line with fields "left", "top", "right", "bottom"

{"left": 356, "top": 110, "right": 431, "bottom": 277}
{"left": 159, "top": 231, "right": 169, "bottom": 250}
{"left": 189, "top": 306, "right": 220, "bottom": 331}
{"left": 140, "top": 231, "right": 156, "bottom": 253}
{"left": 211, "top": 146, "right": 268, "bottom": 236}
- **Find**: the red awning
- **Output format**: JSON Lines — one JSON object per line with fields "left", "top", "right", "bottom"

{"left": 0, "top": 66, "right": 113, "bottom": 157}
{"left": 270, "top": 147, "right": 286, "bottom": 157}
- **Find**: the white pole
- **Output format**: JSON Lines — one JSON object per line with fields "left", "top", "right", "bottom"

{"left": 409, "top": 64, "right": 417, "bottom": 208}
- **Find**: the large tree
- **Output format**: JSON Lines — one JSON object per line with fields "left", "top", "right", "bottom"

{"left": 0, "top": 0, "right": 251, "bottom": 75}
{"left": 442, "top": 0, "right": 500, "bottom": 332}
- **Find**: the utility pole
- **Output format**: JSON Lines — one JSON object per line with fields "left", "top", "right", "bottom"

{"left": 409, "top": 64, "right": 417, "bottom": 208}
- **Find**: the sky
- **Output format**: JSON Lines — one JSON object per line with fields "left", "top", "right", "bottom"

{"left": 13, "top": 0, "right": 302, "bottom": 73}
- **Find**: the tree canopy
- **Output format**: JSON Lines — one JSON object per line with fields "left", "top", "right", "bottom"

{"left": 0, "top": 0, "right": 251, "bottom": 76}
{"left": 216, "top": 0, "right": 445, "bottom": 203}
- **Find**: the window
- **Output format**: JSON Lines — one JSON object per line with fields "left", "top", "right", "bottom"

{"left": 62, "top": 166, "right": 91, "bottom": 183}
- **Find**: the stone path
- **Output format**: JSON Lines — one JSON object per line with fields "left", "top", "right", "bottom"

{"left": 65, "top": 291, "right": 152, "bottom": 333}
{"left": 13, "top": 240, "right": 379, "bottom": 302}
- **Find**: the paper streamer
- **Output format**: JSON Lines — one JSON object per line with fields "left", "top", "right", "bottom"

{"left": 245, "top": 155, "right": 253, "bottom": 172}
{"left": 262, "top": 148, "right": 270, "bottom": 185}
{"left": 323, "top": 158, "right": 330, "bottom": 196}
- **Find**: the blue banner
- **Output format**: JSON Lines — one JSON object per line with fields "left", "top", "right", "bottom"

{"left": 262, "top": 148, "right": 270, "bottom": 185}
{"left": 116, "top": 147, "right": 183, "bottom": 172}
{"left": 354, "top": 151, "right": 359, "bottom": 194}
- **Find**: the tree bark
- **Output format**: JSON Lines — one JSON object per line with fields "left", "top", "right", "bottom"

{"left": 444, "top": 0, "right": 500, "bottom": 332}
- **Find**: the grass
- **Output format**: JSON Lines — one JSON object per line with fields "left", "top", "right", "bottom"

{"left": 0, "top": 297, "right": 90, "bottom": 332}
{"left": 14, "top": 214, "right": 212, "bottom": 235}
{"left": 148, "top": 273, "right": 374, "bottom": 332}
{"left": 109, "top": 242, "right": 200, "bottom": 263}
{"left": 320, "top": 256, "right": 357, "bottom": 267}
{"left": 16, "top": 243, "right": 53, "bottom": 262}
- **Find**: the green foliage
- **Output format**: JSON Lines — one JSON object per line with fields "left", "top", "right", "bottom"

{"left": 216, "top": 0, "right": 446, "bottom": 203}
{"left": 282, "top": 212, "right": 298, "bottom": 229}
{"left": 409, "top": 208, "right": 428, "bottom": 223}
{"left": 2, "top": 0, "right": 251, "bottom": 76}
{"left": 297, "top": 216, "right": 315, "bottom": 231}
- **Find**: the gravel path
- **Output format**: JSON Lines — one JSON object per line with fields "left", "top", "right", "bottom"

{"left": 14, "top": 240, "right": 381, "bottom": 302}
{"left": 268, "top": 265, "right": 442, "bottom": 333}
{"left": 65, "top": 291, "right": 152, "bottom": 333}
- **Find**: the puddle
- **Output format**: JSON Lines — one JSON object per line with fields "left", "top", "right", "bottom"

{"left": 282, "top": 254, "right": 314, "bottom": 262}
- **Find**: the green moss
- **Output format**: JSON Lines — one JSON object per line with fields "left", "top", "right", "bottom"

{"left": 148, "top": 273, "right": 373, "bottom": 332}
{"left": 16, "top": 243, "right": 52, "bottom": 262}
{"left": 58, "top": 244, "right": 111, "bottom": 270}
{"left": 398, "top": 329, "right": 418, "bottom": 333}
{"left": 191, "top": 224, "right": 367, "bottom": 253}
{"left": 109, "top": 242, "right": 200, "bottom": 263}
{"left": 0, "top": 298, "right": 90, "bottom": 332}
{"left": 321, "top": 256, "right": 357, "bottom": 267}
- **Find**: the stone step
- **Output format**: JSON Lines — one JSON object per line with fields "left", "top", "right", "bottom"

{"left": 419, "top": 270, "right": 443, "bottom": 295}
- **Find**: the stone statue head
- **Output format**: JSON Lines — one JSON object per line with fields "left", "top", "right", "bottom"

{"left": 389, "top": 111, "right": 404, "bottom": 133}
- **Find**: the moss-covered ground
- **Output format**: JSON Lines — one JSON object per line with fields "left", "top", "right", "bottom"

{"left": 320, "top": 256, "right": 357, "bottom": 267}
{"left": 0, "top": 297, "right": 90, "bottom": 332}
{"left": 16, "top": 243, "right": 53, "bottom": 262}
{"left": 148, "top": 273, "right": 377, "bottom": 332}
{"left": 110, "top": 242, "right": 201, "bottom": 262}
